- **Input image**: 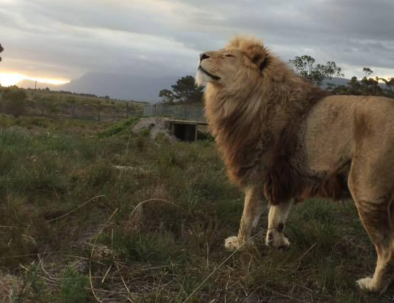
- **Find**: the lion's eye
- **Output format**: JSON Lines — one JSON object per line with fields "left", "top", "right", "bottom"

{"left": 225, "top": 54, "right": 235, "bottom": 58}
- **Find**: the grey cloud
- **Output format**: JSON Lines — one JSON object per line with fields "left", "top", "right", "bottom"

{"left": 176, "top": 0, "right": 394, "bottom": 73}
{"left": 0, "top": 0, "right": 393, "bottom": 81}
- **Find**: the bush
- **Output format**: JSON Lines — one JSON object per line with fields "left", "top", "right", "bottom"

{"left": 2, "top": 86, "right": 27, "bottom": 117}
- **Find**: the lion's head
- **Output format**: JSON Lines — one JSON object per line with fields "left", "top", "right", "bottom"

{"left": 196, "top": 36, "right": 270, "bottom": 88}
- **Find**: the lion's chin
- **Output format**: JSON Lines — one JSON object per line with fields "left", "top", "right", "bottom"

{"left": 196, "top": 68, "right": 221, "bottom": 87}
{"left": 195, "top": 69, "right": 212, "bottom": 87}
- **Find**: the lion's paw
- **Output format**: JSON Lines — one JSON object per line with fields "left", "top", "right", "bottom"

{"left": 357, "top": 277, "right": 378, "bottom": 292}
{"left": 265, "top": 230, "right": 290, "bottom": 250}
{"left": 225, "top": 236, "right": 242, "bottom": 251}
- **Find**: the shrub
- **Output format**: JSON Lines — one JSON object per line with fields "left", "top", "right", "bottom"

{"left": 2, "top": 86, "right": 27, "bottom": 118}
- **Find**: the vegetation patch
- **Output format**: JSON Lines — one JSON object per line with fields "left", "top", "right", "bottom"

{"left": 98, "top": 117, "right": 140, "bottom": 137}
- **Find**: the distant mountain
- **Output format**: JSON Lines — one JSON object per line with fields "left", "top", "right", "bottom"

{"left": 322, "top": 77, "right": 387, "bottom": 88}
{"left": 18, "top": 72, "right": 179, "bottom": 103}
{"left": 322, "top": 77, "right": 350, "bottom": 87}
{"left": 61, "top": 73, "right": 179, "bottom": 102}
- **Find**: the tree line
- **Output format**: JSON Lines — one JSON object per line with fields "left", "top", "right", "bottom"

{"left": 159, "top": 55, "right": 394, "bottom": 104}
{"left": 291, "top": 55, "right": 394, "bottom": 98}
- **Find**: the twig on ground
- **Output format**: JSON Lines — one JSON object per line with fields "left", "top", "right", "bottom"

{"left": 294, "top": 243, "right": 317, "bottom": 270}
{"left": 48, "top": 195, "right": 106, "bottom": 223}
{"left": 129, "top": 198, "right": 187, "bottom": 220}
{"left": 101, "top": 265, "right": 112, "bottom": 284}
{"left": 38, "top": 256, "right": 56, "bottom": 281}
{"left": 0, "top": 251, "right": 61, "bottom": 260}
{"left": 89, "top": 208, "right": 118, "bottom": 303}
{"left": 115, "top": 262, "right": 135, "bottom": 303}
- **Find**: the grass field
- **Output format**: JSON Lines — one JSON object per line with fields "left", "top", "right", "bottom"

{"left": 0, "top": 115, "right": 387, "bottom": 303}
{"left": 0, "top": 86, "right": 146, "bottom": 122}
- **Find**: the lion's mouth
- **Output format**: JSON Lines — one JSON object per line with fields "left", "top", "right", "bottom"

{"left": 199, "top": 67, "right": 221, "bottom": 81}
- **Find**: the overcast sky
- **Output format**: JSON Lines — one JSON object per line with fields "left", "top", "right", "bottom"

{"left": 1, "top": 0, "right": 394, "bottom": 82}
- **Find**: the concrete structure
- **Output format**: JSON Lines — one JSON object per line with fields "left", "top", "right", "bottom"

{"left": 167, "top": 119, "right": 207, "bottom": 141}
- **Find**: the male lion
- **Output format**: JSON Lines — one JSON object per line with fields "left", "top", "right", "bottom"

{"left": 196, "top": 36, "right": 394, "bottom": 294}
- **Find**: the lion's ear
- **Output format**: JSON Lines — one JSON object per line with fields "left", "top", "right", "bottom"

{"left": 252, "top": 53, "right": 269, "bottom": 72}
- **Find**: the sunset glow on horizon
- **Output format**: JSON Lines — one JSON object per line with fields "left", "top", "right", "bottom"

{"left": 0, "top": 72, "right": 70, "bottom": 87}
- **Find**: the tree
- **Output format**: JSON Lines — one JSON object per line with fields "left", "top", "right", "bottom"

{"left": 363, "top": 67, "right": 373, "bottom": 77}
{"left": 0, "top": 43, "right": 3, "bottom": 62}
{"left": 289, "top": 55, "right": 344, "bottom": 86}
{"left": 172, "top": 76, "right": 204, "bottom": 103}
{"left": 159, "top": 76, "right": 204, "bottom": 104}
{"left": 159, "top": 89, "right": 175, "bottom": 104}
{"left": 2, "top": 86, "right": 27, "bottom": 118}
{"left": 360, "top": 76, "right": 383, "bottom": 96}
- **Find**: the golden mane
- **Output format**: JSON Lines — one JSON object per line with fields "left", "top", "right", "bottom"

{"left": 204, "top": 36, "right": 328, "bottom": 193}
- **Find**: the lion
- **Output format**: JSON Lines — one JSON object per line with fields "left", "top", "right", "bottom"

{"left": 196, "top": 36, "right": 394, "bottom": 294}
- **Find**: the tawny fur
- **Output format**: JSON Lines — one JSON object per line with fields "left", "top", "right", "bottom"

{"left": 197, "top": 35, "right": 394, "bottom": 294}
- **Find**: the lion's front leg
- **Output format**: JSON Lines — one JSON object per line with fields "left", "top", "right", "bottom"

{"left": 265, "top": 200, "right": 293, "bottom": 249}
{"left": 225, "top": 186, "right": 265, "bottom": 251}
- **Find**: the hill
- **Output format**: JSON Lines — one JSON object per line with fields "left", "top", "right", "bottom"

{"left": 322, "top": 77, "right": 350, "bottom": 87}
{"left": 18, "top": 72, "right": 179, "bottom": 103}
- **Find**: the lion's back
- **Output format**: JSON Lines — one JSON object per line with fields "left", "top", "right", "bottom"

{"left": 303, "top": 95, "right": 394, "bottom": 172}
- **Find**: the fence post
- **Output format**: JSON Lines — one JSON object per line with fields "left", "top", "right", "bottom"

{"left": 97, "top": 101, "right": 101, "bottom": 123}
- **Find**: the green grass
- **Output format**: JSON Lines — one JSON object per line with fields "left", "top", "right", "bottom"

{"left": 0, "top": 115, "right": 382, "bottom": 302}
{"left": 59, "top": 267, "right": 89, "bottom": 303}
{"left": 98, "top": 117, "right": 140, "bottom": 137}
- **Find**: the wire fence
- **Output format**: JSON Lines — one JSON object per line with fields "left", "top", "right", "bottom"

{"left": 143, "top": 104, "right": 206, "bottom": 122}
{"left": 0, "top": 100, "right": 144, "bottom": 123}
{"left": 0, "top": 98, "right": 205, "bottom": 124}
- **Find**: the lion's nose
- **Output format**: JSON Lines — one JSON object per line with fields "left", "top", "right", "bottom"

{"left": 200, "top": 53, "right": 210, "bottom": 62}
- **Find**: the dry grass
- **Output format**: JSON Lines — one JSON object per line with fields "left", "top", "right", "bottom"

{"left": 0, "top": 115, "right": 390, "bottom": 302}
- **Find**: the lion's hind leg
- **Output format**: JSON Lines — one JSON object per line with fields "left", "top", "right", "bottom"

{"left": 354, "top": 198, "right": 394, "bottom": 294}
